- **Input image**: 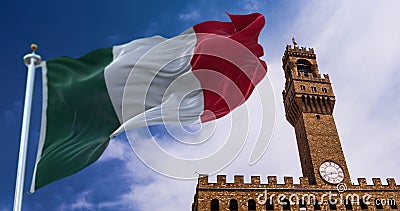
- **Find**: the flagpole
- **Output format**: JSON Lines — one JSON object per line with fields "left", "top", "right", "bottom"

{"left": 13, "top": 44, "right": 42, "bottom": 211}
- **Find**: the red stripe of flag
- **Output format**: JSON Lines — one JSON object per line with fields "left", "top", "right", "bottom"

{"left": 191, "top": 13, "right": 267, "bottom": 122}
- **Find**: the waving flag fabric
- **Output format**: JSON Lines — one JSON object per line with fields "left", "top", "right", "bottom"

{"left": 31, "top": 13, "right": 267, "bottom": 192}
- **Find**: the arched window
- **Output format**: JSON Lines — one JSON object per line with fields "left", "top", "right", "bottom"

{"left": 229, "top": 199, "right": 238, "bottom": 211}
{"left": 211, "top": 199, "right": 219, "bottom": 211}
{"left": 266, "top": 199, "right": 274, "bottom": 210}
{"left": 296, "top": 59, "right": 312, "bottom": 75}
{"left": 282, "top": 199, "right": 291, "bottom": 210}
{"left": 248, "top": 199, "right": 256, "bottom": 211}
{"left": 311, "top": 86, "right": 317, "bottom": 92}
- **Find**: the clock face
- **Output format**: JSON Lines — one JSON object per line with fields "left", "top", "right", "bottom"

{"left": 319, "top": 161, "right": 344, "bottom": 184}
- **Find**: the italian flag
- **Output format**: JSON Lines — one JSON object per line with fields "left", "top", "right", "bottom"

{"left": 31, "top": 13, "right": 267, "bottom": 192}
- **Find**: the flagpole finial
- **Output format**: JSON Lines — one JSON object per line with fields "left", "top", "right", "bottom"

{"left": 31, "top": 44, "right": 38, "bottom": 52}
{"left": 24, "top": 44, "right": 42, "bottom": 66}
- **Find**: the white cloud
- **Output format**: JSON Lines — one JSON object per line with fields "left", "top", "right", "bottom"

{"left": 243, "top": 0, "right": 262, "bottom": 13}
{"left": 179, "top": 10, "right": 200, "bottom": 21}
{"left": 98, "top": 137, "right": 128, "bottom": 162}
{"left": 71, "top": 198, "right": 93, "bottom": 210}
{"left": 57, "top": 191, "right": 94, "bottom": 211}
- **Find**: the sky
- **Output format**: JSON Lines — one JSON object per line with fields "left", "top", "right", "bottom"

{"left": 1, "top": 0, "right": 400, "bottom": 210}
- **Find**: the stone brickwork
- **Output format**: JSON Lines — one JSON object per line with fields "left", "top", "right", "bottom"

{"left": 191, "top": 45, "right": 399, "bottom": 210}
{"left": 192, "top": 175, "right": 400, "bottom": 211}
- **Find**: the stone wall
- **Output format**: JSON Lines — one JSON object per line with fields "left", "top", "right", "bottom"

{"left": 192, "top": 175, "right": 400, "bottom": 211}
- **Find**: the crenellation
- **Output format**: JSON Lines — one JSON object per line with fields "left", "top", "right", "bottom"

{"left": 323, "top": 74, "right": 330, "bottom": 82}
{"left": 300, "top": 177, "right": 309, "bottom": 185}
{"left": 198, "top": 174, "right": 209, "bottom": 187}
{"left": 216, "top": 175, "right": 226, "bottom": 186}
{"left": 282, "top": 45, "right": 317, "bottom": 65}
{"left": 198, "top": 175, "right": 399, "bottom": 189}
{"left": 198, "top": 175, "right": 320, "bottom": 187}
{"left": 234, "top": 175, "right": 244, "bottom": 185}
{"left": 284, "top": 176, "right": 294, "bottom": 186}
{"left": 267, "top": 176, "right": 277, "bottom": 185}
{"left": 293, "top": 73, "right": 331, "bottom": 83}
{"left": 357, "top": 178, "right": 367, "bottom": 186}
{"left": 387, "top": 178, "right": 397, "bottom": 187}
{"left": 372, "top": 178, "right": 382, "bottom": 186}
{"left": 250, "top": 176, "right": 260, "bottom": 185}
{"left": 285, "top": 45, "right": 316, "bottom": 54}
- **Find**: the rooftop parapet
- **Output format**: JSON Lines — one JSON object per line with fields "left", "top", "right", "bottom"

{"left": 372, "top": 178, "right": 382, "bottom": 186}
{"left": 197, "top": 175, "right": 399, "bottom": 190}
{"left": 251, "top": 176, "right": 261, "bottom": 185}
{"left": 282, "top": 45, "right": 316, "bottom": 64}
{"left": 286, "top": 45, "right": 315, "bottom": 54}
{"left": 292, "top": 71, "right": 331, "bottom": 83}
{"left": 387, "top": 178, "right": 397, "bottom": 187}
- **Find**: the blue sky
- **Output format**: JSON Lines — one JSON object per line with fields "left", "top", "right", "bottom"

{"left": 2, "top": 0, "right": 400, "bottom": 210}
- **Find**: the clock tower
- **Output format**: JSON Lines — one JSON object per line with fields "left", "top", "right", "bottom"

{"left": 282, "top": 43, "right": 351, "bottom": 186}
{"left": 192, "top": 42, "right": 400, "bottom": 211}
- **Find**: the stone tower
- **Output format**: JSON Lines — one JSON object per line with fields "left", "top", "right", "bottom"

{"left": 281, "top": 45, "right": 350, "bottom": 186}
{"left": 191, "top": 44, "right": 400, "bottom": 211}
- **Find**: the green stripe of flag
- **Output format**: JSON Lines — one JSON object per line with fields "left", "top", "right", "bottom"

{"left": 32, "top": 47, "right": 120, "bottom": 191}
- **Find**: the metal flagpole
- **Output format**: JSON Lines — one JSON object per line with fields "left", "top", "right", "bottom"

{"left": 13, "top": 44, "right": 42, "bottom": 211}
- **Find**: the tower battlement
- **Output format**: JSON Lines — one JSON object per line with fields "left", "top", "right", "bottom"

{"left": 292, "top": 72, "right": 330, "bottom": 82}
{"left": 197, "top": 175, "right": 400, "bottom": 190}
{"left": 282, "top": 45, "right": 316, "bottom": 65}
